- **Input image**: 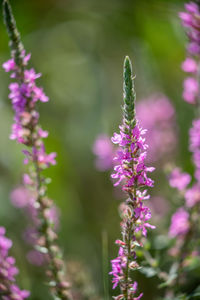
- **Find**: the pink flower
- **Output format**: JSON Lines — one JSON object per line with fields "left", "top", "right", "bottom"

{"left": 136, "top": 95, "right": 176, "bottom": 163}
{"left": 185, "top": 2, "right": 198, "bottom": 14}
{"left": 2, "top": 58, "right": 16, "bottom": 72}
{"left": 182, "top": 58, "right": 197, "bottom": 72}
{"left": 24, "top": 68, "right": 41, "bottom": 83}
{"left": 93, "top": 134, "right": 114, "bottom": 171}
{"left": 109, "top": 247, "right": 125, "bottom": 289}
{"left": 0, "top": 227, "right": 30, "bottom": 298}
{"left": 169, "top": 168, "right": 191, "bottom": 191}
{"left": 183, "top": 77, "right": 199, "bottom": 104}
{"left": 169, "top": 208, "right": 190, "bottom": 237}
{"left": 10, "top": 186, "right": 31, "bottom": 208}
{"left": 189, "top": 119, "right": 200, "bottom": 182}
{"left": 179, "top": 12, "right": 193, "bottom": 27}
{"left": 38, "top": 128, "right": 49, "bottom": 138}
{"left": 185, "top": 184, "right": 200, "bottom": 207}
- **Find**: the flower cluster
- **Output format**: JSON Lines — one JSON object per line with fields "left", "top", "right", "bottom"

{"left": 3, "top": 53, "right": 56, "bottom": 167}
{"left": 111, "top": 125, "right": 154, "bottom": 189}
{"left": 136, "top": 95, "right": 176, "bottom": 163}
{"left": 109, "top": 56, "right": 155, "bottom": 300}
{"left": 179, "top": 2, "right": 200, "bottom": 104}
{"left": 2, "top": 1, "right": 71, "bottom": 299}
{"left": 0, "top": 226, "right": 30, "bottom": 300}
{"left": 189, "top": 119, "right": 200, "bottom": 180}
{"left": 169, "top": 207, "right": 190, "bottom": 238}
{"left": 167, "top": 121, "right": 200, "bottom": 264}
{"left": 169, "top": 167, "right": 191, "bottom": 191}
{"left": 168, "top": 1, "right": 200, "bottom": 243}
{"left": 93, "top": 94, "right": 176, "bottom": 174}
{"left": 168, "top": 167, "right": 192, "bottom": 241}
{"left": 92, "top": 134, "right": 115, "bottom": 171}
{"left": 165, "top": 4, "right": 200, "bottom": 272}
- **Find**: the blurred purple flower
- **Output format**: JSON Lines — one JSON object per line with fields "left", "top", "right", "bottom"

{"left": 183, "top": 77, "right": 199, "bottom": 104}
{"left": 169, "top": 168, "right": 191, "bottom": 191}
{"left": 185, "top": 184, "right": 200, "bottom": 207}
{"left": 189, "top": 119, "right": 200, "bottom": 182}
{"left": 92, "top": 134, "right": 115, "bottom": 171}
{"left": 10, "top": 186, "right": 31, "bottom": 208}
{"left": 179, "top": 2, "right": 200, "bottom": 104}
{"left": 136, "top": 94, "right": 176, "bottom": 163}
{"left": 182, "top": 58, "right": 197, "bottom": 72}
{"left": 169, "top": 208, "right": 190, "bottom": 237}
{"left": 179, "top": 2, "right": 200, "bottom": 55}
{"left": 0, "top": 226, "right": 30, "bottom": 299}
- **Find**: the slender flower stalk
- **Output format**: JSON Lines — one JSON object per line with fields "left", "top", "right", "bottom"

{"left": 109, "top": 57, "right": 155, "bottom": 300}
{"left": 2, "top": 1, "right": 71, "bottom": 299}
{"left": 0, "top": 226, "right": 30, "bottom": 299}
{"left": 163, "top": 3, "right": 200, "bottom": 295}
{"left": 179, "top": 2, "right": 200, "bottom": 106}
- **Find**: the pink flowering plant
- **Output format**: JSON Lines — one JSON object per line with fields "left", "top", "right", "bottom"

{"left": 137, "top": 2, "right": 200, "bottom": 299}
{"left": 179, "top": 1, "right": 200, "bottom": 104}
{"left": 109, "top": 56, "right": 155, "bottom": 300}
{"left": 2, "top": 0, "right": 71, "bottom": 299}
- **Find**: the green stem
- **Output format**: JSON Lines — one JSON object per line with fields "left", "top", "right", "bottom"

{"left": 34, "top": 160, "right": 69, "bottom": 300}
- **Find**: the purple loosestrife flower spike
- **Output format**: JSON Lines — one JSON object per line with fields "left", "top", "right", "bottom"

{"left": 110, "top": 57, "right": 155, "bottom": 300}
{"left": 179, "top": 2, "right": 200, "bottom": 106}
{"left": 0, "top": 226, "right": 30, "bottom": 299}
{"left": 2, "top": 1, "right": 71, "bottom": 299}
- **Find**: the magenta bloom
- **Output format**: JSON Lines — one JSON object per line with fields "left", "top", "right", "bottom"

{"left": 93, "top": 134, "right": 115, "bottom": 171}
{"left": 183, "top": 77, "right": 199, "bottom": 104}
{"left": 189, "top": 119, "right": 200, "bottom": 152}
{"left": 10, "top": 186, "right": 31, "bottom": 208}
{"left": 182, "top": 58, "right": 197, "bottom": 72}
{"left": 185, "top": 184, "right": 200, "bottom": 207}
{"left": 2, "top": 51, "right": 55, "bottom": 167}
{"left": 109, "top": 247, "right": 126, "bottom": 289}
{"left": 189, "top": 119, "right": 200, "bottom": 182}
{"left": 136, "top": 94, "right": 176, "bottom": 163}
{"left": 111, "top": 124, "right": 154, "bottom": 190}
{"left": 169, "top": 168, "right": 191, "bottom": 191}
{"left": 0, "top": 227, "right": 30, "bottom": 299}
{"left": 179, "top": 2, "right": 200, "bottom": 55}
{"left": 169, "top": 208, "right": 190, "bottom": 238}
{"left": 110, "top": 247, "right": 143, "bottom": 299}
{"left": 2, "top": 58, "right": 16, "bottom": 72}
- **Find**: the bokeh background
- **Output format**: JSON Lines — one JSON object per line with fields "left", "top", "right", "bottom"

{"left": 0, "top": 0, "right": 196, "bottom": 299}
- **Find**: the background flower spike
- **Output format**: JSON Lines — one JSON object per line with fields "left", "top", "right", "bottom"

{"left": 2, "top": 1, "right": 72, "bottom": 299}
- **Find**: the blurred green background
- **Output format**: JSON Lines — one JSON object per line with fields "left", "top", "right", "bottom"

{"left": 0, "top": 0, "right": 196, "bottom": 299}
